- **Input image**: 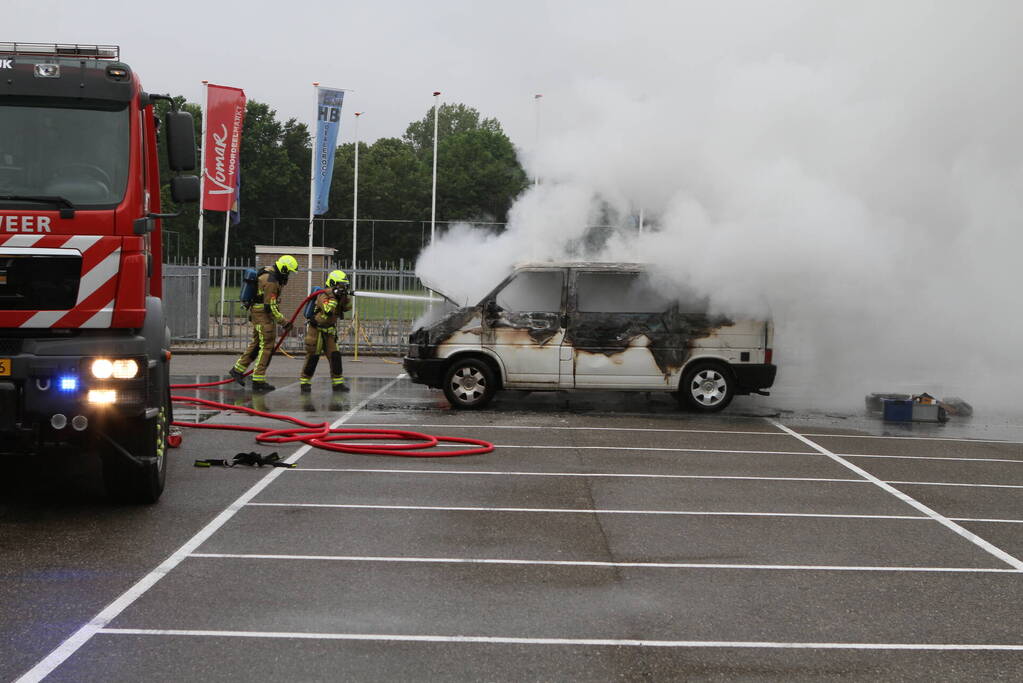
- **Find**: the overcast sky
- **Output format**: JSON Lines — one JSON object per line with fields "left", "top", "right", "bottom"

{"left": 6, "top": 0, "right": 938, "bottom": 149}
{"left": 10, "top": 0, "right": 716, "bottom": 148}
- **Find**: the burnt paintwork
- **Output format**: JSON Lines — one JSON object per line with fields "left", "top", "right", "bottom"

{"left": 416, "top": 306, "right": 478, "bottom": 350}
{"left": 492, "top": 311, "right": 561, "bottom": 345}
{"left": 410, "top": 263, "right": 734, "bottom": 375}
{"left": 565, "top": 307, "right": 732, "bottom": 376}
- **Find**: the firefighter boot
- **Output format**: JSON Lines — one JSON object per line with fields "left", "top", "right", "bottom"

{"left": 329, "top": 352, "right": 349, "bottom": 392}
{"left": 252, "top": 381, "right": 276, "bottom": 394}
{"left": 229, "top": 367, "right": 247, "bottom": 386}
{"left": 300, "top": 383, "right": 312, "bottom": 393}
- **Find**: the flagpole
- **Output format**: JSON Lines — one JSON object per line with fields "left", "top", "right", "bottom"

{"left": 307, "top": 82, "right": 319, "bottom": 295}
{"left": 219, "top": 209, "right": 230, "bottom": 326}
{"left": 195, "top": 80, "right": 208, "bottom": 339}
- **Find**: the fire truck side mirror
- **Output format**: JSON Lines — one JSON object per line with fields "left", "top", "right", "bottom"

{"left": 165, "top": 111, "right": 197, "bottom": 172}
{"left": 170, "top": 176, "right": 200, "bottom": 204}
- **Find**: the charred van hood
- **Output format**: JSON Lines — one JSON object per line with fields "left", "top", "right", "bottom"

{"left": 417, "top": 274, "right": 462, "bottom": 307}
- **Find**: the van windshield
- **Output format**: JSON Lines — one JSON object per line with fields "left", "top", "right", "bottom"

{"left": 0, "top": 98, "right": 130, "bottom": 207}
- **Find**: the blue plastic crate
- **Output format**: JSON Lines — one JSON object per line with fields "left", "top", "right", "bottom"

{"left": 882, "top": 398, "right": 914, "bottom": 422}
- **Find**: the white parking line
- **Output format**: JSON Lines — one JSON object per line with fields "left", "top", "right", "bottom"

{"left": 14, "top": 378, "right": 401, "bottom": 683}
{"left": 188, "top": 552, "right": 1022, "bottom": 573}
{"left": 772, "top": 422, "right": 1023, "bottom": 570}
{"left": 347, "top": 422, "right": 785, "bottom": 436}
{"left": 247, "top": 503, "right": 925, "bottom": 520}
{"left": 97, "top": 628, "right": 1023, "bottom": 651}
{"left": 804, "top": 432, "right": 1023, "bottom": 445}
{"left": 245, "top": 502, "right": 1023, "bottom": 526}
{"left": 462, "top": 444, "right": 1023, "bottom": 466}
{"left": 844, "top": 453, "right": 1023, "bottom": 465}
{"left": 315, "top": 443, "right": 818, "bottom": 456}
{"left": 296, "top": 469, "right": 863, "bottom": 484}
{"left": 346, "top": 422, "right": 1023, "bottom": 445}
{"left": 890, "top": 480, "right": 1023, "bottom": 490}
{"left": 306, "top": 440, "right": 1023, "bottom": 464}
{"left": 496, "top": 444, "right": 817, "bottom": 454}
{"left": 290, "top": 467, "right": 1023, "bottom": 491}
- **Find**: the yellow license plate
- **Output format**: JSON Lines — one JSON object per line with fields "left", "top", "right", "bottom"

{"left": 0, "top": 358, "right": 10, "bottom": 376}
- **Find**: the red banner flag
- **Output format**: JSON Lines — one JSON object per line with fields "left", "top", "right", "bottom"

{"left": 202, "top": 84, "right": 246, "bottom": 212}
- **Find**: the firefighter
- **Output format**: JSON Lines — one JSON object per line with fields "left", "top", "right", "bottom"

{"left": 299, "top": 269, "right": 352, "bottom": 393}
{"left": 229, "top": 255, "right": 297, "bottom": 393}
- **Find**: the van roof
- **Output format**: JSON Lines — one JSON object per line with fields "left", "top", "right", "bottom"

{"left": 512, "top": 261, "right": 646, "bottom": 270}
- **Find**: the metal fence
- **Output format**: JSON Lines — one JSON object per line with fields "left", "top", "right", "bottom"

{"left": 164, "top": 258, "right": 432, "bottom": 355}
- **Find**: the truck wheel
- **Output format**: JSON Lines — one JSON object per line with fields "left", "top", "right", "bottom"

{"left": 103, "top": 389, "right": 169, "bottom": 504}
{"left": 680, "top": 362, "right": 735, "bottom": 413}
{"left": 442, "top": 358, "right": 497, "bottom": 410}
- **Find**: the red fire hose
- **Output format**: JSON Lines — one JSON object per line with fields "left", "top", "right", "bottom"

{"left": 168, "top": 290, "right": 494, "bottom": 458}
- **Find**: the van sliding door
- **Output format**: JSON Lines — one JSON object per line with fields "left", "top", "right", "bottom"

{"left": 567, "top": 270, "right": 679, "bottom": 389}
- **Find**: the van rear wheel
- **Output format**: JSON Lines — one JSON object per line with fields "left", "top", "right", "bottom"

{"left": 442, "top": 358, "right": 496, "bottom": 410}
{"left": 680, "top": 362, "right": 735, "bottom": 413}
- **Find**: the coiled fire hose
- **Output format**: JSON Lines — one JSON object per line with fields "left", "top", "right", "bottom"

{"left": 168, "top": 290, "right": 494, "bottom": 457}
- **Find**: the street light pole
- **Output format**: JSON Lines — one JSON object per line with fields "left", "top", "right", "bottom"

{"left": 430, "top": 91, "right": 440, "bottom": 247}
{"left": 307, "top": 81, "right": 319, "bottom": 295}
{"left": 533, "top": 93, "right": 542, "bottom": 186}
{"left": 353, "top": 111, "right": 361, "bottom": 272}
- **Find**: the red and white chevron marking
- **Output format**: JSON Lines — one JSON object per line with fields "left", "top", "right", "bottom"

{"left": 0, "top": 233, "right": 121, "bottom": 329}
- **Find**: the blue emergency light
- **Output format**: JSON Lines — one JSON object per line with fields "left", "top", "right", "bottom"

{"left": 59, "top": 376, "right": 78, "bottom": 392}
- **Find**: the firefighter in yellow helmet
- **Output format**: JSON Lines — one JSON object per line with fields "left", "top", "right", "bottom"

{"left": 299, "top": 269, "right": 352, "bottom": 393}
{"left": 229, "top": 254, "right": 297, "bottom": 393}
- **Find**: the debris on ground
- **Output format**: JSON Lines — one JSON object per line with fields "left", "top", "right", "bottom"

{"left": 865, "top": 393, "right": 911, "bottom": 413}
{"left": 194, "top": 452, "right": 296, "bottom": 468}
{"left": 866, "top": 392, "right": 972, "bottom": 423}
{"left": 938, "top": 396, "right": 974, "bottom": 417}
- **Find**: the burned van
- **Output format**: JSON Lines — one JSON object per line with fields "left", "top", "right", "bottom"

{"left": 403, "top": 263, "right": 776, "bottom": 412}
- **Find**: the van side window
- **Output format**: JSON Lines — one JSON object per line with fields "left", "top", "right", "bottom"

{"left": 496, "top": 270, "right": 563, "bottom": 312}
{"left": 576, "top": 272, "right": 674, "bottom": 313}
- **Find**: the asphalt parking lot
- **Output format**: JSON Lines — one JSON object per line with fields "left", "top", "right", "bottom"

{"left": 3, "top": 355, "right": 1022, "bottom": 681}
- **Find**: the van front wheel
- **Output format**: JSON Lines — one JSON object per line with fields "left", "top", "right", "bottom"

{"left": 443, "top": 358, "right": 496, "bottom": 409}
{"left": 680, "top": 362, "right": 735, "bottom": 413}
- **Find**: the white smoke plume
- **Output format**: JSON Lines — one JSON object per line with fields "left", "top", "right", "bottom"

{"left": 416, "top": 2, "right": 1023, "bottom": 412}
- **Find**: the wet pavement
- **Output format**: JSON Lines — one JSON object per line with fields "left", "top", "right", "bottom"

{"left": 3, "top": 355, "right": 1022, "bottom": 681}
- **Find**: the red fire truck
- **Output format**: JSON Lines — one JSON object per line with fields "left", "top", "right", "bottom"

{"left": 0, "top": 43, "right": 199, "bottom": 503}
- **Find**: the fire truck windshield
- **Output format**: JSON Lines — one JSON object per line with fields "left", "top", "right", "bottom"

{"left": 0, "top": 99, "right": 130, "bottom": 208}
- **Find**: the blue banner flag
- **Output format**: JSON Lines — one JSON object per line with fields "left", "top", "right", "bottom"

{"left": 313, "top": 87, "right": 345, "bottom": 215}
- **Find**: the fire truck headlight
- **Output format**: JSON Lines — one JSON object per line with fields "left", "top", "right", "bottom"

{"left": 91, "top": 359, "right": 114, "bottom": 379}
{"left": 34, "top": 64, "right": 61, "bottom": 78}
{"left": 90, "top": 358, "right": 141, "bottom": 380}
{"left": 112, "top": 359, "right": 139, "bottom": 379}
{"left": 87, "top": 389, "right": 117, "bottom": 405}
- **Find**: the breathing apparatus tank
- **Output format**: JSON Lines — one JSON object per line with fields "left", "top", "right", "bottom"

{"left": 240, "top": 267, "right": 263, "bottom": 309}
{"left": 304, "top": 287, "right": 326, "bottom": 321}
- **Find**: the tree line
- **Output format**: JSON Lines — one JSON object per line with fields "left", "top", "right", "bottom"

{"left": 155, "top": 99, "right": 529, "bottom": 264}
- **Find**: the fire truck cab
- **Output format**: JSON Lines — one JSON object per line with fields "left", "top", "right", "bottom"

{"left": 0, "top": 43, "right": 199, "bottom": 503}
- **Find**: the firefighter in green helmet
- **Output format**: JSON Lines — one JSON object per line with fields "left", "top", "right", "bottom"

{"left": 299, "top": 269, "right": 353, "bottom": 393}
{"left": 228, "top": 254, "right": 297, "bottom": 393}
